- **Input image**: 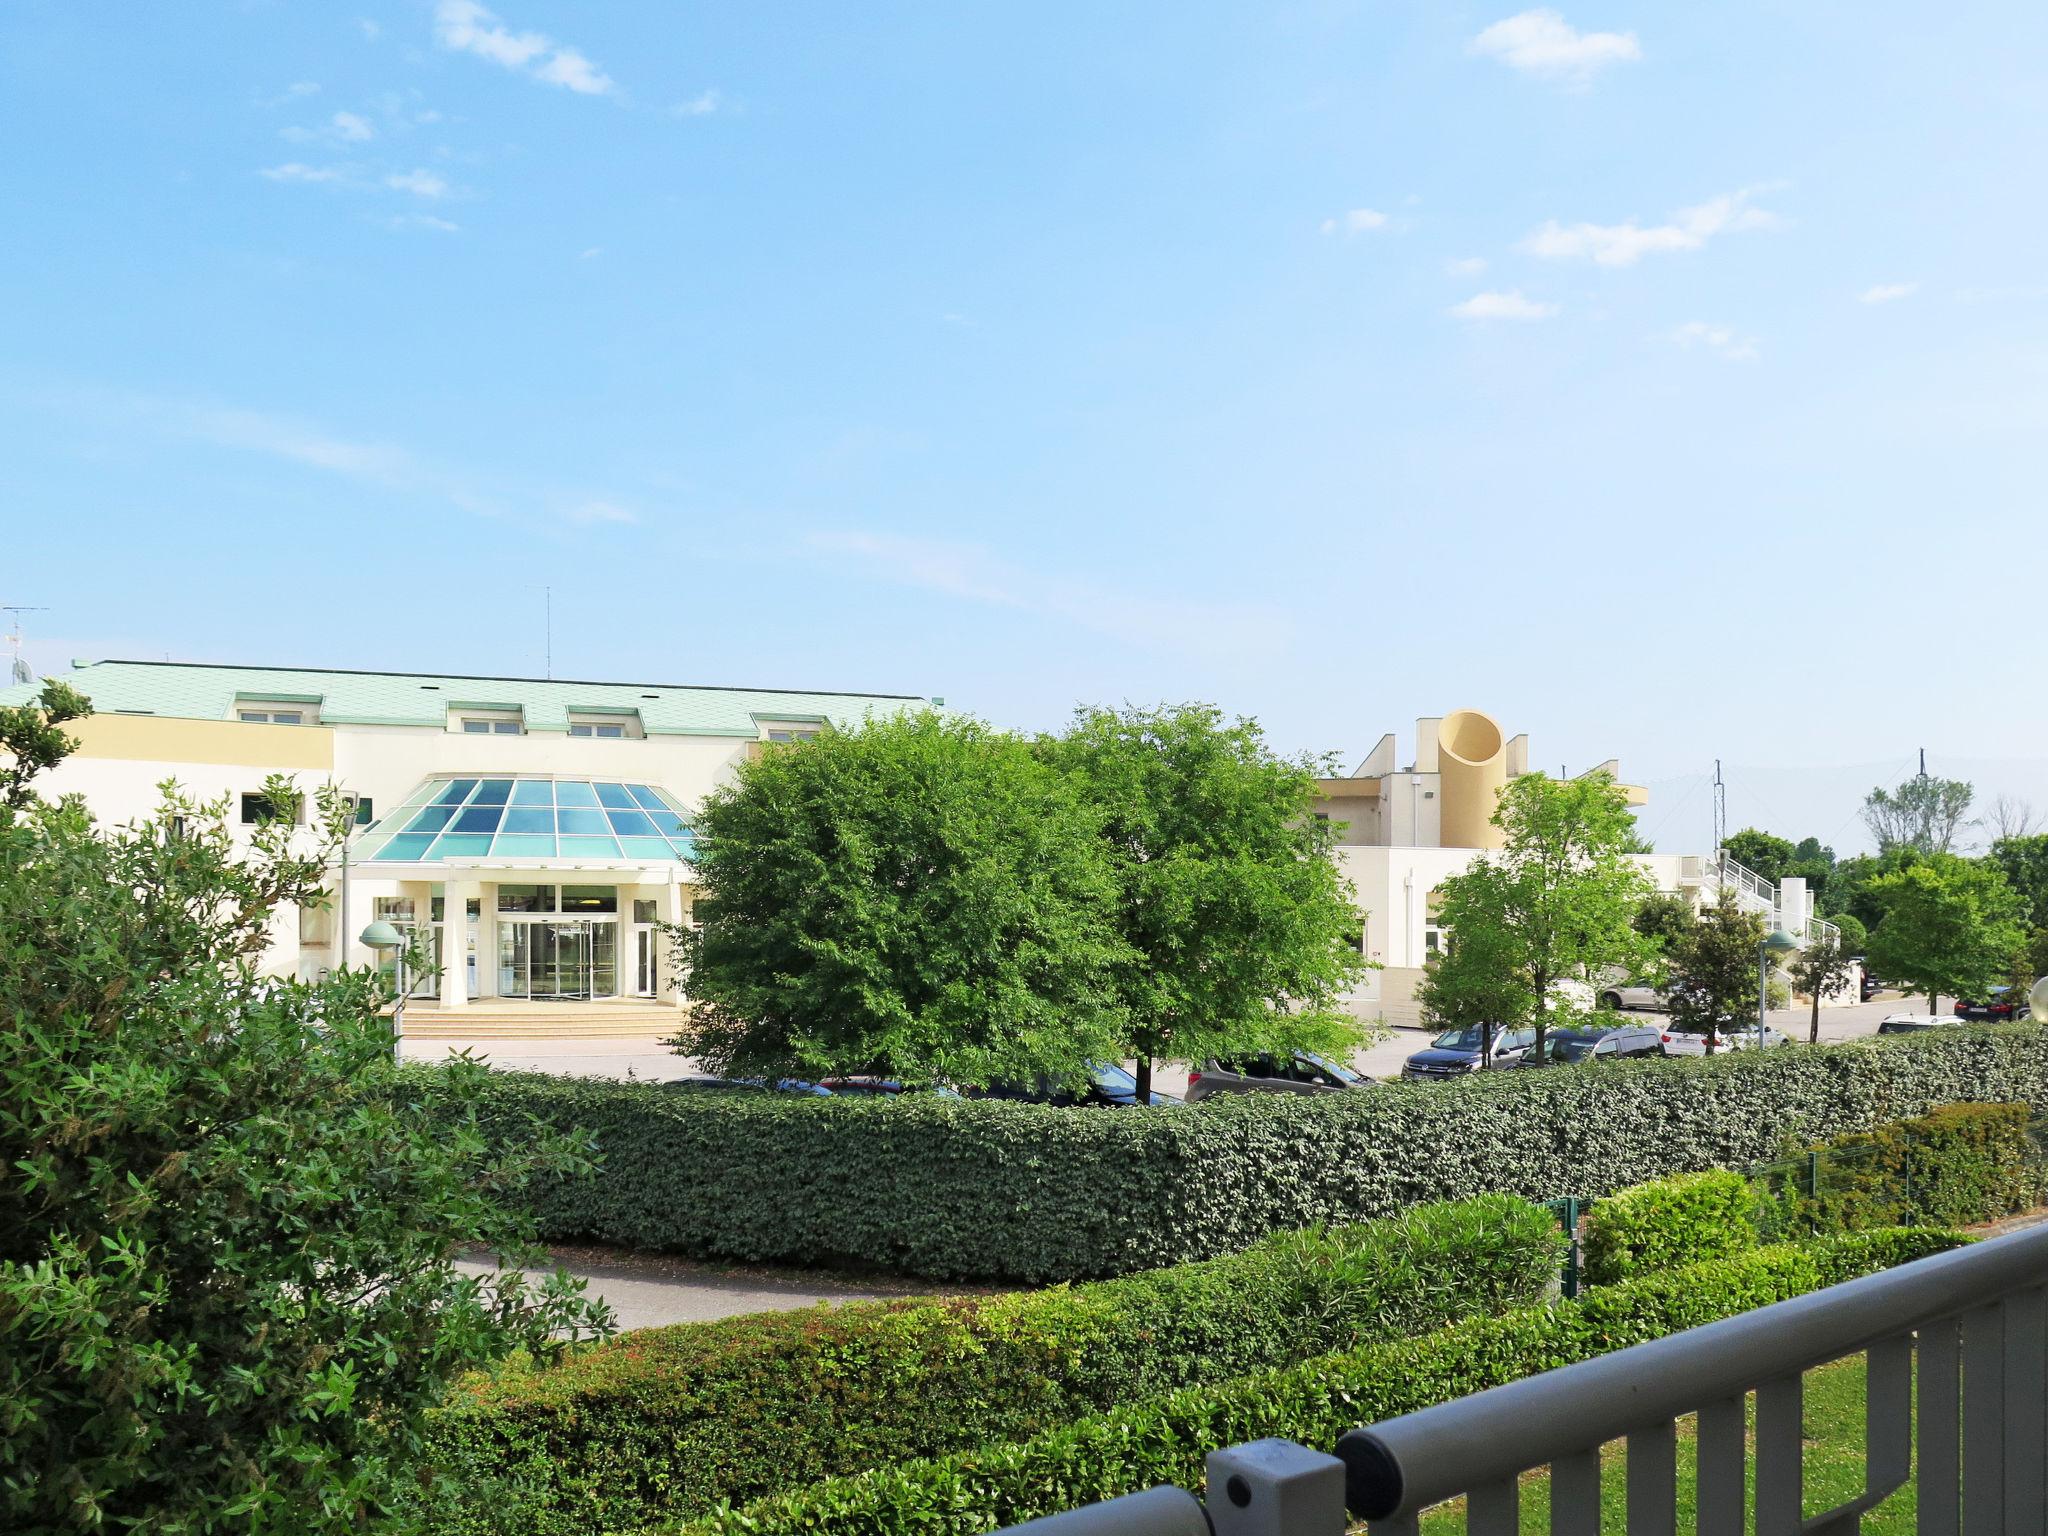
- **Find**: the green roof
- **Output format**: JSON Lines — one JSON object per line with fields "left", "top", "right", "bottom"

{"left": 0, "top": 660, "right": 927, "bottom": 737}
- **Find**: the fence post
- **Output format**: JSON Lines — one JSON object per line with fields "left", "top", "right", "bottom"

{"left": 1547, "top": 1196, "right": 1583, "bottom": 1299}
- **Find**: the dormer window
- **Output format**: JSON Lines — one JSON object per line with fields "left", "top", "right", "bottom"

{"left": 457, "top": 708, "right": 526, "bottom": 736}
{"left": 236, "top": 698, "right": 318, "bottom": 726}
{"left": 568, "top": 711, "right": 642, "bottom": 739}
{"left": 758, "top": 717, "right": 825, "bottom": 743}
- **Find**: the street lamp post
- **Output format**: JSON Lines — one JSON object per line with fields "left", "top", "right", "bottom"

{"left": 360, "top": 919, "right": 406, "bottom": 1061}
{"left": 1759, "top": 927, "right": 1800, "bottom": 1048}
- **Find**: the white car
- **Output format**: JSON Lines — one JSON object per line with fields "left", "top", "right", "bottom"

{"left": 1657, "top": 1022, "right": 1790, "bottom": 1056}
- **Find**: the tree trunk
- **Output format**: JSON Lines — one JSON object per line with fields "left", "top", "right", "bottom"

{"left": 1134, "top": 1056, "right": 1153, "bottom": 1105}
{"left": 1809, "top": 989, "right": 1821, "bottom": 1045}
{"left": 1929, "top": 992, "right": 1939, "bottom": 1016}
{"left": 1531, "top": 967, "right": 1548, "bottom": 1065}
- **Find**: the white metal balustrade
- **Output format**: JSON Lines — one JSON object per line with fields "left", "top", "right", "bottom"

{"left": 993, "top": 1220, "right": 2048, "bottom": 1536}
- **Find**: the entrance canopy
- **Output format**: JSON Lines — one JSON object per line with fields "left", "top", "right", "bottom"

{"left": 351, "top": 775, "right": 697, "bottom": 866}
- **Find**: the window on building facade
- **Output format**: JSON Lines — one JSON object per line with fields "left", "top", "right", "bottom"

{"left": 764, "top": 727, "right": 821, "bottom": 743}
{"left": 462, "top": 718, "right": 525, "bottom": 734}
{"left": 238, "top": 709, "right": 306, "bottom": 725}
{"left": 351, "top": 796, "right": 375, "bottom": 826}
{"left": 240, "top": 792, "right": 301, "bottom": 825}
{"left": 565, "top": 710, "right": 642, "bottom": 739}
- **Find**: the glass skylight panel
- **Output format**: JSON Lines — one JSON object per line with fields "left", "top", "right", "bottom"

{"left": 353, "top": 775, "right": 695, "bottom": 864}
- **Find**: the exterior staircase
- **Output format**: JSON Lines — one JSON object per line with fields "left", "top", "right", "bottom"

{"left": 400, "top": 1000, "right": 683, "bottom": 1041}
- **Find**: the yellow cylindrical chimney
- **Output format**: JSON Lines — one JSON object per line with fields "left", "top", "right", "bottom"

{"left": 1438, "top": 709, "right": 1508, "bottom": 849}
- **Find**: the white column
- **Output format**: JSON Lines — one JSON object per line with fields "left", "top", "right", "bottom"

{"left": 441, "top": 878, "right": 474, "bottom": 1007}
{"left": 476, "top": 882, "right": 498, "bottom": 999}
{"left": 658, "top": 879, "right": 687, "bottom": 1005}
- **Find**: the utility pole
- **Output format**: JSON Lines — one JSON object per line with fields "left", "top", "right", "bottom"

{"left": 1712, "top": 759, "right": 1726, "bottom": 852}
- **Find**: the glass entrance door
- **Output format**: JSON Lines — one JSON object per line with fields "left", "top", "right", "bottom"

{"left": 495, "top": 919, "right": 618, "bottom": 999}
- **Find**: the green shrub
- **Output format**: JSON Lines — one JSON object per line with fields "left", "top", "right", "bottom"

{"left": 408, "top": 1022, "right": 2048, "bottom": 1282}
{"left": 426, "top": 1196, "right": 1561, "bottom": 1536}
{"left": 1760, "top": 1101, "right": 2044, "bottom": 1236}
{"left": 658, "top": 1228, "right": 1967, "bottom": 1536}
{"left": 1582, "top": 1169, "right": 1760, "bottom": 1284}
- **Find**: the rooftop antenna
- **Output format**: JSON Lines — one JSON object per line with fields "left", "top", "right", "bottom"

{"left": 1712, "top": 759, "right": 1727, "bottom": 852}
{"left": 3, "top": 605, "right": 47, "bottom": 686}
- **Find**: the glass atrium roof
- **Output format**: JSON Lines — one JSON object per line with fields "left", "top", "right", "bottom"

{"left": 352, "top": 776, "right": 696, "bottom": 865}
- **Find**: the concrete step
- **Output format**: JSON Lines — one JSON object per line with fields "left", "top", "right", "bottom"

{"left": 402, "top": 1005, "right": 681, "bottom": 1040}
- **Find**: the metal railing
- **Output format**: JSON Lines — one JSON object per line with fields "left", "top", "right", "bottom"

{"left": 994, "top": 1219, "right": 2048, "bottom": 1536}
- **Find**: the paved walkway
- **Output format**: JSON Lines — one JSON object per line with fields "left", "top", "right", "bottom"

{"left": 454, "top": 1244, "right": 964, "bottom": 1330}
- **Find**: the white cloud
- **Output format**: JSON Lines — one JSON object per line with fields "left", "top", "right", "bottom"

{"left": 1520, "top": 185, "right": 1780, "bottom": 267}
{"left": 260, "top": 162, "right": 342, "bottom": 183}
{"left": 434, "top": 0, "right": 615, "bottom": 95}
{"left": 569, "top": 500, "right": 636, "bottom": 524}
{"left": 259, "top": 81, "right": 321, "bottom": 107}
{"left": 807, "top": 531, "right": 1296, "bottom": 664}
{"left": 673, "top": 89, "right": 722, "bottom": 117}
{"left": 385, "top": 168, "right": 449, "bottom": 198}
{"left": 579, "top": 246, "right": 603, "bottom": 259}
{"left": 1858, "top": 282, "right": 1919, "bottom": 304}
{"left": 358, "top": 18, "right": 382, "bottom": 41}
{"left": 1669, "top": 320, "right": 1759, "bottom": 361}
{"left": 1472, "top": 9, "right": 1641, "bottom": 85}
{"left": 329, "top": 110, "right": 375, "bottom": 141}
{"left": 1446, "top": 256, "right": 1488, "bottom": 275}
{"left": 386, "top": 213, "right": 461, "bottom": 233}
{"left": 1320, "top": 207, "right": 1388, "bottom": 236}
{"left": 1449, "top": 289, "right": 1559, "bottom": 321}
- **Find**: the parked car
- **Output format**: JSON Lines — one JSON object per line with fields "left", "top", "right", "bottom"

{"left": 1657, "top": 1022, "right": 1790, "bottom": 1056}
{"left": 815, "top": 1075, "right": 964, "bottom": 1098}
{"left": 965, "top": 1062, "right": 1181, "bottom": 1107}
{"left": 1859, "top": 969, "right": 1885, "bottom": 1002}
{"left": 1877, "top": 1012, "right": 1965, "bottom": 1036}
{"left": 1184, "top": 1051, "right": 1372, "bottom": 1101}
{"left": 1518, "top": 1023, "right": 1666, "bottom": 1066}
{"left": 1401, "top": 1024, "right": 1537, "bottom": 1080}
{"left": 1597, "top": 978, "right": 1669, "bottom": 1012}
{"left": 1954, "top": 987, "right": 2031, "bottom": 1022}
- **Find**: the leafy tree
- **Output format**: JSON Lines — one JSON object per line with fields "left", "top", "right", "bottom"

{"left": 1788, "top": 929, "right": 1857, "bottom": 1044}
{"left": 1417, "top": 772, "right": 1654, "bottom": 1063}
{"left": 1985, "top": 794, "right": 2040, "bottom": 842}
{"left": 0, "top": 682, "right": 609, "bottom": 1534}
{"left": 1988, "top": 834, "right": 2048, "bottom": 927}
{"left": 1723, "top": 828, "right": 1796, "bottom": 882}
{"left": 1821, "top": 848, "right": 1921, "bottom": 931}
{"left": 0, "top": 675, "right": 88, "bottom": 806}
{"left": 678, "top": 710, "right": 1132, "bottom": 1087}
{"left": 1861, "top": 774, "right": 1975, "bottom": 855}
{"left": 1864, "top": 854, "right": 2027, "bottom": 1014}
{"left": 1788, "top": 836, "right": 1837, "bottom": 903}
{"left": 1046, "top": 703, "right": 1370, "bottom": 1102}
{"left": 1831, "top": 910, "right": 1869, "bottom": 956}
{"left": 1631, "top": 890, "right": 1697, "bottom": 953}
{"left": 1665, "top": 890, "right": 1767, "bottom": 1053}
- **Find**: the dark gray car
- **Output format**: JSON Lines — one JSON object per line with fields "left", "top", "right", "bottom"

{"left": 1184, "top": 1051, "right": 1372, "bottom": 1101}
{"left": 1517, "top": 1023, "right": 1665, "bottom": 1066}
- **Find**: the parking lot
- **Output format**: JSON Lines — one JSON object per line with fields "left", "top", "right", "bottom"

{"left": 1338, "top": 992, "right": 1949, "bottom": 1083}
{"left": 414, "top": 992, "right": 1962, "bottom": 1090}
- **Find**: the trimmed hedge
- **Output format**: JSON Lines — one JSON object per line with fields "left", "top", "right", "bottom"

{"left": 657, "top": 1228, "right": 1967, "bottom": 1536}
{"left": 426, "top": 1196, "right": 1561, "bottom": 1536}
{"left": 1583, "top": 1170, "right": 1760, "bottom": 1285}
{"left": 407, "top": 1023, "right": 2048, "bottom": 1282}
{"left": 1762, "top": 1100, "right": 2045, "bottom": 1236}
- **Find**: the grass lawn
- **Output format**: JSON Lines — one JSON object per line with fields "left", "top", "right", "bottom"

{"left": 1417, "top": 1354, "right": 1916, "bottom": 1534}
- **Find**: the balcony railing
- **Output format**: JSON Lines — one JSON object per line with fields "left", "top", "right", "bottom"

{"left": 994, "top": 1219, "right": 2048, "bottom": 1536}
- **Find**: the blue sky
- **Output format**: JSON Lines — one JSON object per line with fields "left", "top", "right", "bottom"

{"left": 3, "top": 2, "right": 2044, "bottom": 850}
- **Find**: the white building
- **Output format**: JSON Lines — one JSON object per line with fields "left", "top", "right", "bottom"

{"left": 1, "top": 659, "right": 931, "bottom": 1039}
{"left": 1315, "top": 709, "right": 1841, "bottom": 1026}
